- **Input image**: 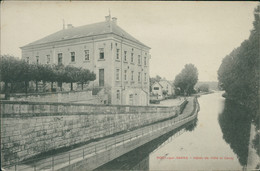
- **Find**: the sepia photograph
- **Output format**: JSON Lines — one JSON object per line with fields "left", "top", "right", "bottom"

{"left": 0, "top": 1, "right": 259, "bottom": 171}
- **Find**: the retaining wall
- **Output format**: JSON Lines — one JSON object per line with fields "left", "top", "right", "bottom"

{"left": 58, "top": 98, "right": 198, "bottom": 171}
{"left": 9, "top": 90, "right": 103, "bottom": 104}
{"left": 1, "top": 100, "right": 185, "bottom": 166}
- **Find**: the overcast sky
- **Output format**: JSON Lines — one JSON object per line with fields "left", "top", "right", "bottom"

{"left": 1, "top": 1, "right": 258, "bottom": 82}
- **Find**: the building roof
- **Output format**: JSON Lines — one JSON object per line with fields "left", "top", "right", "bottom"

{"left": 152, "top": 82, "right": 163, "bottom": 88}
{"left": 21, "top": 20, "right": 149, "bottom": 49}
{"left": 159, "top": 80, "right": 173, "bottom": 86}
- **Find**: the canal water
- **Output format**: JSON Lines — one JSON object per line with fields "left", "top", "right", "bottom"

{"left": 96, "top": 92, "right": 252, "bottom": 170}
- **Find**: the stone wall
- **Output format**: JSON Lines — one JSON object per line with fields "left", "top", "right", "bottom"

{"left": 9, "top": 90, "right": 107, "bottom": 104}
{"left": 1, "top": 100, "right": 185, "bottom": 166}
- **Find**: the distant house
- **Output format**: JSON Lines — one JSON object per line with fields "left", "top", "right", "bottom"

{"left": 151, "top": 80, "right": 174, "bottom": 100}
{"left": 151, "top": 82, "right": 163, "bottom": 100}
{"left": 159, "top": 80, "right": 174, "bottom": 96}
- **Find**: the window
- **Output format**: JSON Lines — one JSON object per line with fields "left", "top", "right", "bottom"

{"left": 124, "top": 51, "right": 127, "bottom": 61}
{"left": 71, "top": 52, "right": 75, "bottom": 62}
{"left": 144, "top": 73, "right": 147, "bottom": 82}
{"left": 99, "top": 69, "right": 104, "bottom": 86}
{"left": 36, "top": 56, "right": 39, "bottom": 64}
{"left": 131, "top": 71, "right": 134, "bottom": 81}
{"left": 99, "top": 48, "right": 104, "bottom": 59}
{"left": 26, "top": 57, "right": 29, "bottom": 63}
{"left": 138, "top": 72, "right": 141, "bottom": 82}
{"left": 117, "top": 90, "right": 120, "bottom": 100}
{"left": 138, "top": 55, "right": 141, "bottom": 65}
{"left": 58, "top": 53, "right": 63, "bottom": 65}
{"left": 144, "top": 57, "right": 147, "bottom": 66}
{"left": 131, "top": 53, "right": 134, "bottom": 63}
{"left": 116, "top": 49, "right": 120, "bottom": 60}
{"left": 124, "top": 70, "right": 127, "bottom": 81}
{"left": 116, "top": 69, "right": 120, "bottom": 81}
{"left": 129, "top": 94, "right": 133, "bottom": 105}
{"left": 46, "top": 55, "right": 50, "bottom": 64}
{"left": 85, "top": 50, "right": 90, "bottom": 61}
{"left": 154, "top": 87, "right": 159, "bottom": 90}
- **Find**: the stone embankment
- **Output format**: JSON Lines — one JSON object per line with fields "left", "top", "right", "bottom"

{"left": 1, "top": 98, "right": 187, "bottom": 167}
{"left": 9, "top": 90, "right": 106, "bottom": 104}
{"left": 3, "top": 97, "right": 199, "bottom": 171}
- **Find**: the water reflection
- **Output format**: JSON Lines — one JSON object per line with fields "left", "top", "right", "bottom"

{"left": 218, "top": 99, "right": 252, "bottom": 166}
{"left": 149, "top": 93, "right": 243, "bottom": 170}
{"left": 94, "top": 121, "right": 196, "bottom": 171}
{"left": 185, "top": 118, "right": 198, "bottom": 132}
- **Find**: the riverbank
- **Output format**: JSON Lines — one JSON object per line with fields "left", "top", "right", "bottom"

{"left": 194, "top": 91, "right": 215, "bottom": 96}
{"left": 4, "top": 97, "right": 199, "bottom": 171}
{"left": 2, "top": 98, "right": 186, "bottom": 167}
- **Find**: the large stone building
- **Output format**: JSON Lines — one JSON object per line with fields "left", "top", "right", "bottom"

{"left": 21, "top": 15, "right": 151, "bottom": 106}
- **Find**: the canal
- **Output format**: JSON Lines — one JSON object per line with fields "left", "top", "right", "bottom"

{"left": 95, "top": 92, "right": 252, "bottom": 170}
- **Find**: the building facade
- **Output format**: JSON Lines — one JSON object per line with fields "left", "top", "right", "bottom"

{"left": 21, "top": 15, "right": 151, "bottom": 106}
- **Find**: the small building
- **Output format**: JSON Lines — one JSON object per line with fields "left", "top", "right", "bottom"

{"left": 151, "top": 82, "right": 163, "bottom": 100}
{"left": 159, "top": 80, "right": 174, "bottom": 96}
{"left": 20, "top": 15, "right": 151, "bottom": 106}
{"left": 151, "top": 80, "right": 174, "bottom": 100}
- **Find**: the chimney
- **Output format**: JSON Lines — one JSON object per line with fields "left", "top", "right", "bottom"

{"left": 112, "top": 17, "right": 117, "bottom": 24}
{"left": 105, "top": 15, "right": 111, "bottom": 22}
{"left": 67, "top": 24, "right": 73, "bottom": 29}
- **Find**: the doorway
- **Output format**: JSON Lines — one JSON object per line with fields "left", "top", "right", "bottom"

{"left": 99, "top": 69, "right": 104, "bottom": 86}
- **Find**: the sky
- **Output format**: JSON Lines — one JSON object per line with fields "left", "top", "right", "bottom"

{"left": 1, "top": 1, "right": 258, "bottom": 82}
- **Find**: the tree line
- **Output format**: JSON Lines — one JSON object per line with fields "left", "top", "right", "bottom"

{"left": 197, "top": 83, "right": 209, "bottom": 93}
{"left": 0, "top": 55, "right": 96, "bottom": 97}
{"left": 218, "top": 5, "right": 259, "bottom": 125}
{"left": 218, "top": 5, "right": 259, "bottom": 157}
